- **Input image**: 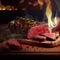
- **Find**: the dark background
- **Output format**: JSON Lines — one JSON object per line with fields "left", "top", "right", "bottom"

{"left": 0, "top": 10, "right": 25, "bottom": 24}
{"left": 0, "top": 0, "right": 60, "bottom": 24}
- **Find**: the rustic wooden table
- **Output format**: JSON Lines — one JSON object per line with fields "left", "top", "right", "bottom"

{"left": 0, "top": 24, "right": 60, "bottom": 56}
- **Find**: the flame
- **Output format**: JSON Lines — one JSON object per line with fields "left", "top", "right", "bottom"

{"left": 38, "top": 0, "right": 58, "bottom": 33}
{"left": 45, "top": 0, "right": 53, "bottom": 33}
{"left": 38, "top": 0, "right": 43, "bottom": 6}
{"left": 37, "top": 0, "right": 44, "bottom": 9}
{"left": 54, "top": 17, "right": 57, "bottom": 26}
{"left": 45, "top": 0, "right": 58, "bottom": 33}
{"left": 36, "top": 0, "right": 53, "bottom": 32}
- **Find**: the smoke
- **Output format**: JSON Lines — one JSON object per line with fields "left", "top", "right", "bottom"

{"left": 24, "top": 13, "right": 34, "bottom": 20}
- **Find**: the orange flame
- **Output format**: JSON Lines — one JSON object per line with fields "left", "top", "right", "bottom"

{"left": 37, "top": 0, "right": 44, "bottom": 9}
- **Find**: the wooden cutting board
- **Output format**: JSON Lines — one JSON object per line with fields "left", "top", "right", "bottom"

{"left": 18, "top": 36, "right": 60, "bottom": 47}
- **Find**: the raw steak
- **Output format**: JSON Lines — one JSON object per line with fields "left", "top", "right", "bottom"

{"left": 27, "top": 25, "right": 49, "bottom": 39}
{"left": 33, "top": 35, "right": 46, "bottom": 42}
{"left": 43, "top": 33, "right": 58, "bottom": 41}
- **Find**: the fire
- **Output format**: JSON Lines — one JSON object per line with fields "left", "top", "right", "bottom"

{"left": 38, "top": 0, "right": 58, "bottom": 33}
{"left": 53, "top": 17, "right": 58, "bottom": 27}
{"left": 37, "top": 0, "right": 44, "bottom": 9}
{"left": 45, "top": 0, "right": 58, "bottom": 33}
{"left": 38, "top": 0, "right": 43, "bottom": 6}
{"left": 45, "top": 0, "right": 53, "bottom": 33}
